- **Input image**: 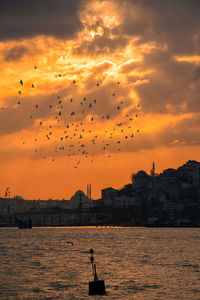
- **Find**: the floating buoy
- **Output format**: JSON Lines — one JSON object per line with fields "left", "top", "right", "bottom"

{"left": 88, "top": 249, "right": 106, "bottom": 295}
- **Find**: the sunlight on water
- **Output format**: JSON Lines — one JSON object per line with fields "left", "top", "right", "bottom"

{"left": 0, "top": 227, "right": 200, "bottom": 299}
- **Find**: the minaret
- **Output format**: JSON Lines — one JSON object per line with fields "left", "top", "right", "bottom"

{"left": 151, "top": 162, "right": 155, "bottom": 177}
{"left": 87, "top": 184, "right": 91, "bottom": 200}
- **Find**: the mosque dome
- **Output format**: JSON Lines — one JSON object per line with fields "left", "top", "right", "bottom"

{"left": 135, "top": 170, "right": 148, "bottom": 178}
{"left": 70, "top": 190, "right": 86, "bottom": 201}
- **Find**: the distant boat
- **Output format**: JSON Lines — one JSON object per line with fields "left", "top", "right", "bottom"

{"left": 18, "top": 218, "right": 32, "bottom": 229}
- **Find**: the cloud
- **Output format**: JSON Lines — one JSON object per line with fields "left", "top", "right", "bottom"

{"left": 134, "top": 51, "right": 200, "bottom": 114}
{"left": 3, "top": 45, "right": 29, "bottom": 61}
{"left": 121, "top": 0, "right": 200, "bottom": 54}
{"left": 1, "top": 0, "right": 200, "bottom": 161}
{"left": 74, "top": 30, "right": 129, "bottom": 56}
{"left": 0, "top": 0, "right": 87, "bottom": 41}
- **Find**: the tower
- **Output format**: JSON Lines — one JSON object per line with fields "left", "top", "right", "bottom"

{"left": 151, "top": 162, "right": 155, "bottom": 177}
{"left": 87, "top": 184, "right": 91, "bottom": 200}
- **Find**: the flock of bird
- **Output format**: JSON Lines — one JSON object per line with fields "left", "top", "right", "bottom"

{"left": 1, "top": 66, "right": 141, "bottom": 169}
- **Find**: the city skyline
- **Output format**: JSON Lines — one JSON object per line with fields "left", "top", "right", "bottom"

{"left": 1, "top": 159, "right": 199, "bottom": 228}
{"left": 0, "top": 1, "right": 200, "bottom": 200}
{"left": 1, "top": 159, "right": 199, "bottom": 201}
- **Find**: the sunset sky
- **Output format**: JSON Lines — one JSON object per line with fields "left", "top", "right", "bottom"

{"left": 0, "top": 0, "right": 200, "bottom": 200}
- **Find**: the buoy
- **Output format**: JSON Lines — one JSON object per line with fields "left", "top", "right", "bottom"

{"left": 88, "top": 249, "right": 106, "bottom": 295}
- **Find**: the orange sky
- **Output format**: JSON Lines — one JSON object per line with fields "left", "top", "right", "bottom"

{"left": 0, "top": 0, "right": 200, "bottom": 200}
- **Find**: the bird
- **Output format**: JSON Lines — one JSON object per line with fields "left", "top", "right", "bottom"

{"left": 31, "top": 84, "right": 34, "bottom": 88}
{"left": 19, "top": 80, "right": 23, "bottom": 86}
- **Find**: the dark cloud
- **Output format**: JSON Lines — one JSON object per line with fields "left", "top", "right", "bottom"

{"left": 194, "top": 67, "right": 200, "bottom": 80}
{"left": 74, "top": 29, "right": 129, "bottom": 56}
{"left": 158, "top": 114, "right": 200, "bottom": 147}
{"left": 134, "top": 50, "right": 200, "bottom": 114}
{"left": 122, "top": 0, "right": 200, "bottom": 55}
{"left": 4, "top": 45, "right": 29, "bottom": 61}
{"left": 0, "top": 0, "right": 88, "bottom": 41}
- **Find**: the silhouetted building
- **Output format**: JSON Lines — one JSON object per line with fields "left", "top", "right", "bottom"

{"left": 101, "top": 187, "right": 118, "bottom": 206}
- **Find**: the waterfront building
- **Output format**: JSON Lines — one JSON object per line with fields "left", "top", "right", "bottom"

{"left": 101, "top": 187, "right": 118, "bottom": 206}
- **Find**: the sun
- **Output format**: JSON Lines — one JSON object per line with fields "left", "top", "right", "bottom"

{"left": 90, "top": 26, "right": 104, "bottom": 39}
{"left": 90, "top": 30, "right": 95, "bottom": 39}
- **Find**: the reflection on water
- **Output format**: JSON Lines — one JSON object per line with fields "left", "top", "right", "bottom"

{"left": 0, "top": 227, "right": 200, "bottom": 299}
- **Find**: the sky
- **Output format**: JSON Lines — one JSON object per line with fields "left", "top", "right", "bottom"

{"left": 0, "top": 0, "right": 200, "bottom": 200}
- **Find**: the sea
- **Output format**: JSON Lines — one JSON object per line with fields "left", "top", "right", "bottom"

{"left": 0, "top": 227, "right": 200, "bottom": 300}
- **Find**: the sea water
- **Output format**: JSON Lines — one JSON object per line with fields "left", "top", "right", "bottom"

{"left": 0, "top": 227, "right": 200, "bottom": 299}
